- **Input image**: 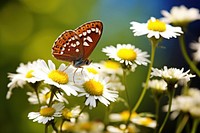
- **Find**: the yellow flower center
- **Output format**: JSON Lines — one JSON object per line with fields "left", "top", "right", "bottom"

{"left": 62, "top": 108, "right": 72, "bottom": 119}
{"left": 140, "top": 118, "right": 153, "bottom": 126}
{"left": 117, "top": 48, "right": 137, "bottom": 61}
{"left": 121, "top": 111, "right": 137, "bottom": 121}
{"left": 83, "top": 79, "right": 103, "bottom": 96}
{"left": 147, "top": 19, "right": 166, "bottom": 32}
{"left": 40, "top": 107, "right": 55, "bottom": 117}
{"left": 48, "top": 70, "right": 68, "bottom": 84}
{"left": 87, "top": 67, "right": 98, "bottom": 74}
{"left": 26, "top": 70, "right": 34, "bottom": 78}
{"left": 104, "top": 60, "right": 121, "bottom": 70}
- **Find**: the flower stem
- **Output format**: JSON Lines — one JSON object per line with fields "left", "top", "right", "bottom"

{"left": 28, "top": 82, "right": 41, "bottom": 105}
{"left": 131, "top": 39, "right": 157, "bottom": 113}
{"left": 79, "top": 105, "right": 86, "bottom": 116}
{"left": 175, "top": 114, "right": 189, "bottom": 133}
{"left": 123, "top": 69, "right": 130, "bottom": 110}
{"left": 154, "top": 97, "right": 160, "bottom": 133}
{"left": 60, "top": 119, "right": 65, "bottom": 132}
{"left": 179, "top": 35, "right": 200, "bottom": 77}
{"left": 48, "top": 86, "right": 57, "bottom": 107}
{"left": 191, "top": 119, "right": 199, "bottom": 133}
{"left": 158, "top": 89, "right": 175, "bottom": 133}
{"left": 45, "top": 124, "right": 48, "bottom": 133}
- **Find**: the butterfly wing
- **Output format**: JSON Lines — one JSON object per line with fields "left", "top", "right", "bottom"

{"left": 74, "top": 20, "right": 103, "bottom": 59}
{"left": 52, "top": 30, "right": 83, "bottom": 62}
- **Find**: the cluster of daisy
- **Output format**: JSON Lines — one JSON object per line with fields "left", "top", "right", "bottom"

{"left": 6, "top": 5, "right": 200, "bottom": 133}
{"left": 163, "top": 88, "right": 200, "bottom": 120}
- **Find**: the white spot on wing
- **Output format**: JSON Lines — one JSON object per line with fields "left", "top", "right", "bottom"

{"left": 62, "top": 47, "right": 65, "bottom": 51}
{"left": 75, "top": 49, "right": 79, "bottom": 52}
{"left": 60, "top": 51, "right": 64, "bottom": 55}
{"left": 87, "top": 29, "right": 91, "bottom": 34}
{"left": 68, "top": 49, "right": 70, "bottom": 51}
{"left": 83, "top": 32, "right": 87, "bottom": 36}
{"left": 71, "top": 37, "right": 75, "bottom": 40}
{"left": 75, "top": 35, "right": 79, "bottom": 39}
{"left": 87, "top": 36, "right": 93, "bottom": 42}
{"left": 76, "top": 41, "right": 80, "bottom": 46}
{"left": 91, "top": 28, "right": 95, "bottom": 31}
{"left": 83, "top": 41, "right": 89, "bottom": 46}
{"left": 96, "top": 28, "right": 99, "bottom": 33}
{"left": 71, "top": 43, "right": 76, "bottom": 47}
{"left": 79, "top": 34, "right": 82, "bottom": 37}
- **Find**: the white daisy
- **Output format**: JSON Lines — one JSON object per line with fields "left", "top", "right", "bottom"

{"left": 147, "top": 79, "right": 167, "bottom": 93}
{"left": 7, "top": 60, "right": 41, "bottom": 99}
{"left": 107, "top": 124, "right": 138, "bottom": 133}
{"left": 151, "top": 66, "right": 195, "bottom": 85}
{"left": 28, "top": 103, "right": 64, "bottom": 124}
{"left": 77, "top": 75, "right": 118, "bottom": 108}
{"left": 102, "top": 44, "right": 150, "bottom": 67}
{"left": 75, "top": 121, "right": 105, "bottom": 133}
{"left": 131, "top": 116, "right": 156, "bottom": 128}
{"left": 130, "top": 17, "right": 183, "bottom": 39}
{"left": 109, "top": 110, "right": 138, "bottom": 122}
{"left": 98, "top": 60, "right": 123, "bottom": 75}
{"left": 82, "top": 63, "right": 101, "bottom": 75}
{"left": 27, "top": 87, "right": 68, "bottom": 105}
{"left": 161, "top": 5, "right": 200, "bottom": 26}
{"left": 33, "top": 60, "right": 80, "bottom": 96}
{"left": 62, "top": 106, "right": 81, "bottom": 122}
{"left": 163, "top": 88, "right": 200, "bottom": 119}
{"left": 109, "top": 110, "right": 156, "bottom": 128}
{"left": 189, "top": 106, "right": 200, "bottom": 118}
{"left": 190, "top": 37, "right": 200, "bottom": 62}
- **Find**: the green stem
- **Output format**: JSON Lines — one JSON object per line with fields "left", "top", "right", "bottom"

{"left": 34, "top": 87, "right": 41, "bottom": 105}
{"left": 158, "top": 89, "right": 175, "bottom": 133}
{"left": 45, "top": 124, "right": 48, "bottom": 133}
{"left": 122, "top": 69, "right": 132, "bottom": 126}
{"left": 175, "top": 114, "right": 189, "bottom": 133}
{"left": 154, "top": 97, "right": 160, "bottom": 133}
{"left": 123, "top": 69, "right": 130, "bottom": 110}
{"left": 104, "top": 105, "right": 112, "bottom": 128}
{"left": 131, "top": 39, "right": 157, "bottom": 113}
{"left": 48, "top": 86, "right": 57, "bottom": 107}
{"left": 79, "top": 105, "right": 86, "bottom": 116}
{"left": 51, "top": 122, "right": 58, "bottom": 133}
{"left": 191, "top": 119, "right": 199, "bottom": 133}
{"left": 60, "top": 119, "right": 65, "bottom": 133}
{"left": 179, "top": 35, "right": 200, "bottom": 77}
{"left": 28, "top": 82, "right": 41, "bottom": 105}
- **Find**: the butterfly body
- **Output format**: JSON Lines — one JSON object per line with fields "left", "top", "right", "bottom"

{"left": 52, "top": 20, "right": 103, "bottom": 68}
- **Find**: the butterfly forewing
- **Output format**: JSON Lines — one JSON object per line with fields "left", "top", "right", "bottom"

{"left": 75, "top": 21, "right": 103, "bottom": 59}
{"left": 52, "top": 30, "right": 83, "bottom": 62}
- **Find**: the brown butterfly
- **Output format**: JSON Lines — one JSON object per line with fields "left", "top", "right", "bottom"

{"left": 52, "top": 20, "right": 103, "bottom": 68}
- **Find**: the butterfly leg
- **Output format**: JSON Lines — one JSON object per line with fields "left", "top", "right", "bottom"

{"left": 73, "top": 68, "right": 79, "bottom": 83}
{"left": 61, "top": 63, "right": 71, "bottom": 72}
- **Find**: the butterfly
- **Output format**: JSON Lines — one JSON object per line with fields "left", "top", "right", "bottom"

{"left": 52, "top": 20, "right": 103, "bottom": 68}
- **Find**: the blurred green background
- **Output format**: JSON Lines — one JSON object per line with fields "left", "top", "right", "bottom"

{"left": 1, "top": 0, "right": 200, "bottom": 133}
